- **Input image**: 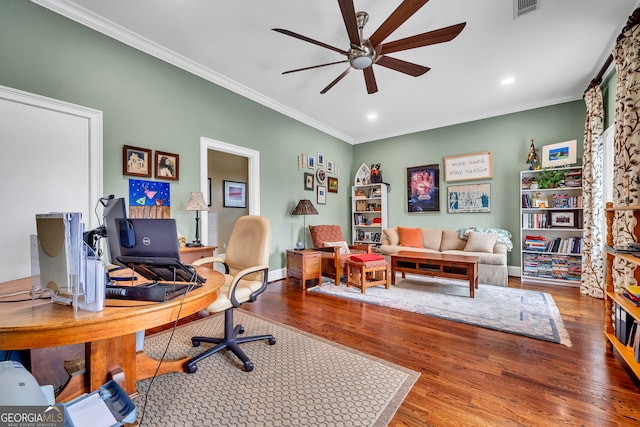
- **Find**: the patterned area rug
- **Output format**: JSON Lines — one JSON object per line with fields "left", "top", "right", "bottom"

{"left": 308, "top": 277, "right": 572, "bottom": 347}
{"left": 136, "top": 311, "right": 419, "bottom": 426}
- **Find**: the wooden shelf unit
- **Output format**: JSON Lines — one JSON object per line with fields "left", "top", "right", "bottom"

{"left": 604, "top": 203, "right": 640, "bottom": 379}
{"left": 351, "top": 183, "right": 388, "bottom": 246}
{"left": 519, "top": 166, "right": 583, "bottom": 286}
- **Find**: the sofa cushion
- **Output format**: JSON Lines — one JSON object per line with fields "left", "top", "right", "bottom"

{"left": 442, "top": 250, "right": 506, "bottom": 266}
{"left": 398, "top": 227, "right": 422, "bottom": 248}
{"left": 440, "top": 230, "right": 466, "bottom": 251}
{"left": 383, "top": 227, "right": 399, "bottom": 246}
{"left": 464, "top": 231, "right": 498, "bottom": 253}
{"left": 324, "top": 240, "right": 350, "bottom": 255}
{"left": 422, "top": 228, "right": 442, "bottom": 251}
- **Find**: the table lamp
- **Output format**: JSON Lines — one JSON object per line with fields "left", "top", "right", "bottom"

{"left": 184, "top": 191, "right": 208, "bottom": 247}
{"left": 291, "top": 199, "right": 318, "bottom": 249}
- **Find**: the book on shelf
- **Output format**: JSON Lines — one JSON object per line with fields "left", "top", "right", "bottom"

{"left": 622, "top": 291, "right": 640, "bottom": 306}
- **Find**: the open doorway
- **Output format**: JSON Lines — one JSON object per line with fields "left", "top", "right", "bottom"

{"left": 199, "top": 137, "right": 260, "bottom": 253}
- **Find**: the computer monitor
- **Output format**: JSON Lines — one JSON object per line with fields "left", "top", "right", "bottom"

{"left": 103, "top": 197, "right": 126, "bottom": 265}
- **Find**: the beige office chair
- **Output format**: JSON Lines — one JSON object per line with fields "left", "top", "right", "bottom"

{"left": 184, "top": 215, "right": 274, "bottom": 373}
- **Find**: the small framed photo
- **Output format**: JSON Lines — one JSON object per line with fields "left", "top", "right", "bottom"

{"left": 304, "top": 172, "right": 314, "bottom": 191}
{"left": 123, "top": 145, "right": 151, "bottom": 177}
{"left": 550, "top": 211, "right": 575, "bottom": 228}
{"left": 317, "top": 185, "right": 326, "bottom": 204}
{"left": 541, "top": 140, "right": 577, "bottom": 168}
{"left": 533, "top": 197, "right": 548, "bottom": 208}
{"left": 328, "top": 177, "right": 338, "bottom": 193}
{"left": 155, "top": 150, "right": 179, "bottom": 180}
{"left": 223, "top": 180, "right": 246, "bottom": 208}
{"left": 327, "top": 160, "right": 335, "bottom": 173}
{"left": 307, "top": 155, "right": 316, "bottom": 169}
{"left": 317, "top": 152, "right": 325, "bottom": 166}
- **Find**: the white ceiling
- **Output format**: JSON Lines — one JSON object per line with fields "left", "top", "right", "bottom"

{"left": 34, "top": 0, "right": 640, "bottom": 144}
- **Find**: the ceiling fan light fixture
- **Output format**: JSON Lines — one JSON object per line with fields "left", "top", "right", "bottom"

{"left": 351, "top": 54, "right": 374, "bottom": 69}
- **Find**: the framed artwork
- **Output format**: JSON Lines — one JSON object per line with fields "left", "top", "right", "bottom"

{"left": 223, "top": 180, "right": 246, "bottom": 208}
{"left": 532, "top": 197, "right": 548, "bottom": 208}
{"left": 304, "top": 172, "right": 314, "bottom": 191}
{"left": 447, "top": 183, "right": 490, "bottom": 213}
{"left": 317, "top": 152, "right": 325, "bottom": 166}
{"left": 541, "top": 140, "right": 577, "bottom": 168}
{"left": 155, "top": 150, "right": 179, "bottom": 180}
{"left": 328, "top": 177, "right": 338, "bottom": 193}
{"left": 327, "top": 160, "right": 335, "bottom": 173}
{"left": 407, "top": 164, "right": 440, "bottom": 213}
{"left": 128, "top": 179, "right": 170, "bottom": 218}
{"left": 307, "top": 155, "right": 316, "bottom": 169}
{"left": 317, "top": 185, "right": 327, "bottom": 204}
{"left": 316, "top": 167, "right": 327, "bottom": 185}
{"left": 123, "top": 145, "right": 151, "bottom": 177}
{"left": 444, "top": 151, "right": 492, "bottom": 182}
{"left": 550, "top": 211, "right": 575, "bottom": 227}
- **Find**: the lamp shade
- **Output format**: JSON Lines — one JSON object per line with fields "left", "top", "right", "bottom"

{"left": 291, "top": 199, "right": 318, "bottom": 216}
{"left": 185, "top": 192, "right": 207, "bottom": 211}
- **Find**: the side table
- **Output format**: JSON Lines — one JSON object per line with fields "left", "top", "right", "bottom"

{"left": 286, "top": 249, "right": 322, "bottom": 290}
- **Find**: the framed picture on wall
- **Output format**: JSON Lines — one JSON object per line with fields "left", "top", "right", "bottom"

{"left": 155, "top": 150, "right": 179, "bottom": 180}
{"left": 223, "top": 180, "right": 246, "bottom": 208}
{"left": 304, "top": 172, "right": 314, "bottom": 191}
{"left": 123, "top": 145, "right": 152, "bottom": 177}
{"left": 317, "top": 185, "right": 326, "bottom": 204}
{"left": 447, "top": 183, "right": 490, "bottom": 213}
{"left": 328, "top": 177, "right": 338, "bottom": 193}
{"left": 541, "top": 140, "right": 577, "bottom": 168}
{"left": 406, "top": 164, "right": 440, "bottom": 213}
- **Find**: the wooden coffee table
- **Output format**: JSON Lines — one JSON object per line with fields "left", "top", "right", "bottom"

{"left": 390, "top": 251, "right": 479, "bottom": 298}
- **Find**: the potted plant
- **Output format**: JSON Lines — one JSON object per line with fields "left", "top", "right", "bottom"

{"left": 537, "top": 169, "right": 565, "bottom": 189}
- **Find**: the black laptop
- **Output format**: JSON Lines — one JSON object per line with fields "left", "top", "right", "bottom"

{"left": 114, "top": 218, "right": 206, "bottom": 286}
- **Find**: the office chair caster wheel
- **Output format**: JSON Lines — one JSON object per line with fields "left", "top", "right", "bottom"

{"left": 244, "top": 361, "right": 254, "bottom": 372}
{"left": 191, "top": 339, "right": 201, "bottom": 347}
{"left": 184, "top": 362, "right": 197, "bottom": 374}
{"left": 238, "top": 326, "right": 245, "bottom": 334}
{"left": 268, "top": 337, "right": 276, "bottom": 345}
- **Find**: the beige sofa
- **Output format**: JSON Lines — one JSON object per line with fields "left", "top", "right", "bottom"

{"left": 378, "top": 227, "right": 509, "bottom": 286}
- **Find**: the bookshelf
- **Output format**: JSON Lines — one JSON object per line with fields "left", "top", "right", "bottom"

{"left": 604, "top": 203, "right": 640, "bottom": 379}
{"left": 352, "top": 183, "right": 388, "bottom": 246}
{"left": 519, "top": 166, "right": 583, "bottom": 286}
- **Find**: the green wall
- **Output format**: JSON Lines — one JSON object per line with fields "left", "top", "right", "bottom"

{"left": 353, "top": 101, "right": 586, "bottom": 266}
{"left": 0, "top": 0, "right": 588, "bottom": 272}
{"left": 0, "top": 0, "right": 353, "bottom": 270}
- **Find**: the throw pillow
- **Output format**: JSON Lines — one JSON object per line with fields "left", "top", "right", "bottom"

{"left": 440, "top": 229, "right": 467, "bottom": 251}
{"left": 398, "top": 227, "right": 423, "bottom": 248}
{"left": 383, "top": 227, "right": 399, "bottom": 246}
{"left": 422, "top": 228, "right": 442, "bottom": 250}
{"left": 464, "top": 231, "right": 499, "bottom": 253}
{"left": 324, "top": 241, "right": 351, "bottom": 255}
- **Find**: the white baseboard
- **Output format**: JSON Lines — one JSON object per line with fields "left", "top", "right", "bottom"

{"left": 508, "top": 265, "right": 521, "bottom": 277}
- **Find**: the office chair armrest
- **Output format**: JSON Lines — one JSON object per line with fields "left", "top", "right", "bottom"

{"left": 191, "top": 256, "right": 229, "bottom": 274}
{"left": 227, "top": 264, "right": 269, "bottom": 307}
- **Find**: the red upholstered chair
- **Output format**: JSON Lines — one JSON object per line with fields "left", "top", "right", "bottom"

{"left": 309, "top": 225, "right": 371, "bottom": 283}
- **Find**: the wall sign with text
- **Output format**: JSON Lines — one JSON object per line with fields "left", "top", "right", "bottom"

{"left": 444, "top": 151, "right": 492, "bottom": 182}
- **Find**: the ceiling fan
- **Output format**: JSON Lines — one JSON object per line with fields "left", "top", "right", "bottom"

{"left": 273, "top": 0, "right": 466, "bottom": 94}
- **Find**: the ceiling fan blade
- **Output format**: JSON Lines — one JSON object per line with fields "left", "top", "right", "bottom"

{"left": 369, "top": 0, "right": 431, "bottom": 47}
{"left": 376, "top": 56, "right": 430, "bottom": 77}
{"left": 272, "top": 28, "right": 349, "bottom": 56}
{"left": 379, "top": 22, "right": 467, "bottom": 55}
{"left": 282, "top": 60, "right": 349, "bottom": 75}
{"left": 363, "top": 67, "right": 378, "bottom": 94}
{"left": 320, "top": 68, "right": 352, "bottom": 94}
{"left": 337, "top": 0, "right": 360, "bottom": 46}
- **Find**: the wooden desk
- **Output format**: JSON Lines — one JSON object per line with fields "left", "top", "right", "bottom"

{"left": 180, "top": 245, "right": 217, "bottom": 265}
{"left": 0, "top": 267, "right": 224, "bottom": 402}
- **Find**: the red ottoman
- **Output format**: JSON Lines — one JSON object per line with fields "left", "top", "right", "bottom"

{"left": 346, "top": 254, "right": 390, "bottom": 293}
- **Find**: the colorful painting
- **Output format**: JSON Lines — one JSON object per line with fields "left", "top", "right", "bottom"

{"left": 407, "top": 164, "right": 440, "bottom": 213}
{"left": 129, "top": 179, "right": 171, "bottom": 207}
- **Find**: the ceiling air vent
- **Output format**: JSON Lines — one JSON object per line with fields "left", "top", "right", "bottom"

{"left": 514, "top": 0, "right": 538, "bottom": 18}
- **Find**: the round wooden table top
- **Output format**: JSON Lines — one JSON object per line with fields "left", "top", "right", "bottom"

{"left": 0, "top": 266, "right": 224, "bottom": 350}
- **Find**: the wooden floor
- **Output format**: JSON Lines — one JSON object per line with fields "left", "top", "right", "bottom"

{"left": 236, "top": 276, "right": 640, "bottom": 427}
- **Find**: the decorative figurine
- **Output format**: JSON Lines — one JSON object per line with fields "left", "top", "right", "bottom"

{"left": 526, "top": 138, "right": 540, "bottom": 170}
{"left": 370, "top": 163, "right": 383, "bottom": 183}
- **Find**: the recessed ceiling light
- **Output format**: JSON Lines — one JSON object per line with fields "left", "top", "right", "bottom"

{"left": 366, "top": 112, "right": 378, "bottom": 121}
{"left": 501, "top": 77, "right": 515, "bottom": 86}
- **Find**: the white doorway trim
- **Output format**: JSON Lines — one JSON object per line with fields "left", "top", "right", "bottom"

{"left": 199, "top": 137, "right": 260, "bottom": 245}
